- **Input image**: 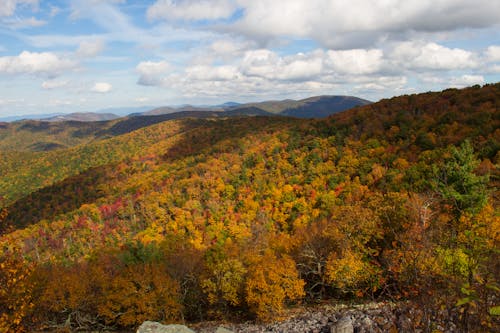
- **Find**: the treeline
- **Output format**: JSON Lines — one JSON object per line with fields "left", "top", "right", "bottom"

{"left": 0, "top": 84, "right": 499, "bottom": 332}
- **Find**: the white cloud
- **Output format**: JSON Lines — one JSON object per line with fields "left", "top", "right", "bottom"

{"left": 485, "top": 46, "right": 500, "bottom": 62}
{"left": 186, "top": 65, "right": 239, "bottom": 81}
{"left": 0, "top": 51, "right": 77, "bottom": 77}
{"left": 77, "top": 40, "right": 105, "bottom": 58}
{"left": 135, "top": 47, "right": 407, "bottom": 101}
{"left": 240, "top": 49, "right": 324, "bottom": 81}
{"left": 354, "top": 76, "right": 408, "bottom": 92}
{"left": 0, "top": 0, "right": 38, "bottom": 17}
{"left": 325, "top": 49, "right": 383, "bottom": 75}
{"left": 450, "top": 74, "right": 485, "bottom": 87}
{"left": 147, "top": 0, "right": 237, "bottom": 21}
{"left": 391, "top": 42, "right": 477, "bottom": 71}
{"left": 231, "top": 0, "right": 500, "bottom": 48}
{"left": 209, "top": 39, "right": 256, "bottom": 61}
{"left": 41, "top": 79, "right": 68, "bottom": 89}
{"left": 211, "top": 40, "right": 245, "bottom": 55}
{"left": 136, "top": 60, "right": 171, "bottom": 86}
{"left": 91, "top": 82, "right": 112, "bottom": 93}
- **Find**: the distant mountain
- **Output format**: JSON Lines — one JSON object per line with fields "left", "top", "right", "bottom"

{"left": 102, "top": 111, "right": 223, "bottom": 136}
{"left": 42, "top": 112, "right": 120, "bottom": 122}
{"left": 134, "top": 95, "right": 371, "bottom": 118}
{"left": 96, "top": 106, "right": 157, "bottom": 116}
{"left": 0, "top": 119, "right": 115, "bottom": 151}
{"left": 0, "top": 94, "right": 369, "bottom": 152}
{"left": 231, "top": 99, "right": 302, "bottom": 114}
{"left": 281, "top": 95, "right": 372, "bottom": 118}
{"left": 139, "top": 106, "right": 221, "bottom": 116}
{"left": 0, "top": 107, "right": 156, "bottom": 123}
{"left": 216, "top": 102, "right": 241, "bottom": 108}
{"left": 229, "top": 95, "right": 372, "bottom": 118}
{"left": 0, "top": 109, "right": 274, "bottom": 152}
{"left": 134, "top": 106, "right": 177, "bottom": 116}
{"left": 0, "top": 113, "right": 65, "bottom": 122}
{"left": 224, "top": 106, "right": 274, "bottom": 117}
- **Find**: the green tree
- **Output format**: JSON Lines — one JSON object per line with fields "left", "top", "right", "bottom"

{"left": 433, "top": 140, "right": 489, "bottom": 218}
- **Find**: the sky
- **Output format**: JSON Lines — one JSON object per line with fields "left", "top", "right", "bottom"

{"left": 0, "top": 0, "right": 499, "bottom": 116}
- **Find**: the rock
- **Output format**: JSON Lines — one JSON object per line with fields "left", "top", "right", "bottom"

{"left": 330, "top": 316, "right": 353, "bottom": 333}
{"left": 137, "top": 321, "right": 196, "bottom": 333}
{"left": 359, "top": 316, "right": 374, "bottom": 331}
{"left": 215, "top": 327, "right": 234, "bottom": 333}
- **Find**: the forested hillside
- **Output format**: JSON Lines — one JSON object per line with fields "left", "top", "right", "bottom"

{"left": 0, "top": 84, "right": 498, "bottom": 332}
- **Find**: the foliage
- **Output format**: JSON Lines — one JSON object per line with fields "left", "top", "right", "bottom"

{"left": 0, "top": 256, "right": 34, "bottom": 332}
{"left": 245, "top": 252, "right": 305, "bottom": 321}
{"left": 433, "top": 140, "right": 489, "bottom": 217}
{"left": 0, "top": 83, "right": 498, "bottom": 330}
{"left": 98, "top": 262, "right": 181, "bottom": 327}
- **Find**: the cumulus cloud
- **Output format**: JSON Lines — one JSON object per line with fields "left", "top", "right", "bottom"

{"left": 136, "top": 60, "right": 171, "bottom": 86}
{"left": 485, "top": 46, "right": 500, "bottom": 62}
{"left": 0, "top": 0, "right": 38, "bottom": 17}
{"left": 450, "top": 75, "right": 485, "bottom": 87}
{"left": 0, "top": 51, "right": 77, "bottom": 77}
{"left": 325, "top": 49, "right": 383, "bottom": 75}
{"left": 91, "top": 82, "right": 112, "bottom": 93}
{"left": 147, "top": 0, "right": 237, "bottom": 21}
{"left": 240, "top": 49, "right": 323, "bottom": 81}
{"left": 135, "top": 46, "right": 410, "bottom": 101}
{"left": 186, "top": 65, "right": 239, "bottom": 81}
{"left": 391, "top": 42, "right": 478, "bottom": 71}
{"left": 76, "top": 40, "right": 105, "bottom": 58}
{"left": 229, "top": 0, "right": 500, "bottom": 48}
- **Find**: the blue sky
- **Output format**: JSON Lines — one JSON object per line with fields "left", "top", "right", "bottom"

{"left": 0, "top": 0, "right": 499, "bottom": 116}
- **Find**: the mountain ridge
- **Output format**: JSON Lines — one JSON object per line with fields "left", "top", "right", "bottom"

{"left": 0, "top": 84, "right": 498, "bottom": 332}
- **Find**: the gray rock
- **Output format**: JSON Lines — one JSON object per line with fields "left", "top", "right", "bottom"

{"left": 137, "top": 321, "right": 196, "bottom": 333}
{"left": 330, "top": 316, "right": 353, "bottom": 333}
{"left": 215, "top": 327, "right": 234, "bottom": 333}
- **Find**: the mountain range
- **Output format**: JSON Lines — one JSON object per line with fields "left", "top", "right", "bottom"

{"left": 0, "top": 83, "right": 498, "bottom": 332}
{"left": 0, "top": 95, "right": 371, "bottom": 123}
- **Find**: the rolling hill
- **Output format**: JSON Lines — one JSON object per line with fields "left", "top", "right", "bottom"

{"left": 42, "top": 112, "right": 120, "bottom": 122}
{"left": 135, "top": 95, "right": 371, "bottom": 118}
{"left": 229, "top": 95, "right": 372, "bottom": 118}
{"left": 0, "top": 94, "right": 369, "bottom": 153}
{"left": 0, "top": 84, "right": 498, "bottom": 332}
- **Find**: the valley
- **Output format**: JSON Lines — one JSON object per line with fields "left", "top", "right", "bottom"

{"left": 0, "top": 84, "right": 499, "bottom": 332}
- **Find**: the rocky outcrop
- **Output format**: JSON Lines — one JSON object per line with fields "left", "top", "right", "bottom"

{"left": 190, "top": 303, "right": 399, "bottom": 332}
{"left": 330, "top": 316, "right": 353, "bottom": 333}
{"left": 139, "top": 302, "right": 459, "bottom": 332}
{"left": 215, "top": 327, "right": 235, "bottom": 333}
{"left": 137, "top": 321, "right": 196, "bottom": 333}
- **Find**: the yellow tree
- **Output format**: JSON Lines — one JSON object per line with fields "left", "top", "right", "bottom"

{"left": 0, "top": 256, "right": 35, "bottom": 333}
{"left": 245, "top": 251, "right": 304, "bottom": 321}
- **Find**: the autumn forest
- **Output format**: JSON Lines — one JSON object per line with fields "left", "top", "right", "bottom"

{"left": 0, "top": 84, "right": 499, "bottom": 332}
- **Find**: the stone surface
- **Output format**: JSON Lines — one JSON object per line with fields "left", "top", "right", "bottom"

{"left": 216, "top": 327, "right": 234, "bottom": 333}
{"left": 143, "top": 301, "right": 462, "bottom": 333}
{"left": 137, "top": 321, "right": 196, "bottom": 333}
{"left": 330, "top": 316, "right": 353, "bottom": 333}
